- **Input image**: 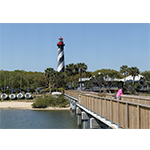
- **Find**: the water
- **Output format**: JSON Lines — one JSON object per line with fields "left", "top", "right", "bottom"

{"left": 0, "top": 109, "right": 79, "bottom": 129}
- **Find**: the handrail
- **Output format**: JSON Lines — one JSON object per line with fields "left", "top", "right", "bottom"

{"left": 84, "top": 93, "right": 150, "bottom": 109}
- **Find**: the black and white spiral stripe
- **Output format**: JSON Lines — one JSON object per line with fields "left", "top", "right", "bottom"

{"left": 57, "top": 46, "right": 65, "bottom": 72}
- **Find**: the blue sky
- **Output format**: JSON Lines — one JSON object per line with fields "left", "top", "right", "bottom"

{"left": 0, "top": 23, "right": 149, "bottom": 73}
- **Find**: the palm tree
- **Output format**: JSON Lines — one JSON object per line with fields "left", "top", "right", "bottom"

{"left": 76, "top": 63, "right": 87, "bottom": 90}
{"left": 128, "top": 67, "right": 140, "bottom": 85}
{"left": 120, "top": 65, "right": 129, "bottom": 85}
{"left": 44, "top": 68, "right": 55, "bottom": 93}
{"left": 65, "top": 63, "right": 77, "bottom": 89}
{"left": 52, "top": 71, "right": 64, "bottom": 92}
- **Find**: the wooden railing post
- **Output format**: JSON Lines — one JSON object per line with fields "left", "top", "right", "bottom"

{"left": 89, "top": 96, "right": 91, "bottom": 110}
{"left": 105, "top": 98, "right": 107, "bottom": 120}
{"left": 85, "top": 95, "right": 86, "bottom": 106}
{"left": 117, "top": 101, "right": 120, "bottom": 128}
{"left": 137, "top": 105, "right": 140, "bottom": 129}
{"left": 110, "top": 99, "right": 113, "bottom": 124}
{"left": 83, "top": 95, "right": 85, "bottom": 106}
{"left": 96, "top": 98, "right": 98, "bottom": 114}
{"left": 87, "top": 96, "right": 89, "bottom": 109}
{"left": 94, "top": 97, "right": 95, "bottom": 113}
{"left": 90, "top": 96, "right": 92, "bottom": 111}
{"left": 126, "top": 103, "right": 129, "bottom": 129}
{"left": 92, "top": 97, "right": 94, "bottom": 112}
{"left": 100, "top": 98, "right": 102, "bottom": 117}
{"left": 78, "top": 94, "right": 81, "bottom": 103}
{"left": 84, "top": 95, "right": 87, "bottom": 107}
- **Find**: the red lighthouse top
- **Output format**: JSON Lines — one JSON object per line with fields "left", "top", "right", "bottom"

{"left": 57, "top": 36, "right": 65, "bottom": 46}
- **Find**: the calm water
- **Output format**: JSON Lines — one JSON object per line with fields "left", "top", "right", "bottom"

{"left": 0, "top": 109, "right": 79, "bottom": 129}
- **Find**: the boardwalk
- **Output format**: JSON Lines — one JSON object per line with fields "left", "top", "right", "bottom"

{"left": 65, "top": 90, "right": 150, "bottom": 129}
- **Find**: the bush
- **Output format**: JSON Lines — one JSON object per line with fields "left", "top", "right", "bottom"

{"left": 32, "top": 94, "right": 69, "bottom": 108}
{"left": 32, "top": 96, "right": 47, "bottom": 108}
{"left": 55, "top": 95, "right": 69, "bottom": 107}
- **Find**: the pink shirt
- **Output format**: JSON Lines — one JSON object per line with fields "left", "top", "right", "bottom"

{"left": 117, "top": 89, "right": 123, "bottom": 97}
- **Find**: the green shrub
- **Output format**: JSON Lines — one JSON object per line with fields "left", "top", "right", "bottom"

{"left": 32, "top": 94, "right": 69, "bottom": 108}
{"left": 32, "top": 96, "right": 48, "bottom": 108}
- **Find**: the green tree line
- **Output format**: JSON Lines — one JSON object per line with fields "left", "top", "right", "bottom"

{"left": 0, "top": 70, "right": 46, "bottom": 93}
{"left": 0, "top": 64, "right": 150, "bottom": 94}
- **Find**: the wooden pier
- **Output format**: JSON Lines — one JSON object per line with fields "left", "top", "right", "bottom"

{"left": 64, "top": 90, "right": 150, "bottom": 129}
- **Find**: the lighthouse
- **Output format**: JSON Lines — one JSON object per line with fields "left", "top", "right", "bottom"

{"left": 57, "top": 36, "right": 65, "bottom": 72}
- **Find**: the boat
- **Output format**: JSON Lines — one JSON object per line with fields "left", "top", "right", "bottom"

{"left": 17, "top": 93, "right": 23, "bottom": 99}
{"left": 25, "top": 93, "right": 31, "bottom": 99}
{"left": 1, "top": 93, "right": 8, "bottom": 100}
{"left": 9, "top": 94, "right": 16, "bottom": 100}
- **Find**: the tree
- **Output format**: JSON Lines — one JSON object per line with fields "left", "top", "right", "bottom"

{"left": 44, "top": 68, "right": 55, "bottom": 93}
{"left": 120, "top": 65, "right": 129, "bottom": 85}
{"left": 76, "top": 63, "right": 87, "bottom": 90}
{"left": 128, "top": 67, "right": 140, "bottom": 85}
{"left": 52, "top": 71, "right": 64, "bottom": 92}
{"left": 0, "top": 70, "right": 49, "bottom": 93}
{"left": 141, "top": 71, "right": 150, "bottom": 85}
{"left": 141, "top": 71, "right": 150, "bottom": 92}
{"left": 84, "top": 71, "right": 92, "bottom": 78}
{"left": 37, "top": 74, "right": 47, "bottom": 87}
{"left": 65, "top": 63, "right": 78, "bottom": 89}
{"left": 92, "top": 69, "right": 123, "bottom": 79}
{"left": 87, "top": 72, "right": 120, "bottom": 93}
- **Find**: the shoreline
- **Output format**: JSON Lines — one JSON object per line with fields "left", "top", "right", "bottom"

{"left": 0, "top": 101, "right": 70, "bottom": 110}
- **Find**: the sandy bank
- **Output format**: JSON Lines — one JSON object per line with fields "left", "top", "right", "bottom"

{"left": 0, "top": 101, "right": 70, "bottom": 110}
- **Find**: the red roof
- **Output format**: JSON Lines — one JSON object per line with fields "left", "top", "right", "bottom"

{"left": 59, "top": 37, "right": 63, "bottom": 40}
{"left": 57, "top": 36, "right": 65, "bottom": 46}
{"left": 57, "top": 42, "right": 65, "bottom": 46}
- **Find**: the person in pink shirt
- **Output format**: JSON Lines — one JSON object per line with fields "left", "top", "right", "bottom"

{"left": 116, "top": 87, "right": 123, "bottom": 100}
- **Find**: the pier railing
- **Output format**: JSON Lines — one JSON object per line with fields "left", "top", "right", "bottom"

{"left": 64, "top": 90, "right": 150, "bottom": 129}
{"left": 64, "top": 90, "right": 80, "bottom": 99}
{"left": 65, "top": 90, "right": 150, "bottom": 105}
